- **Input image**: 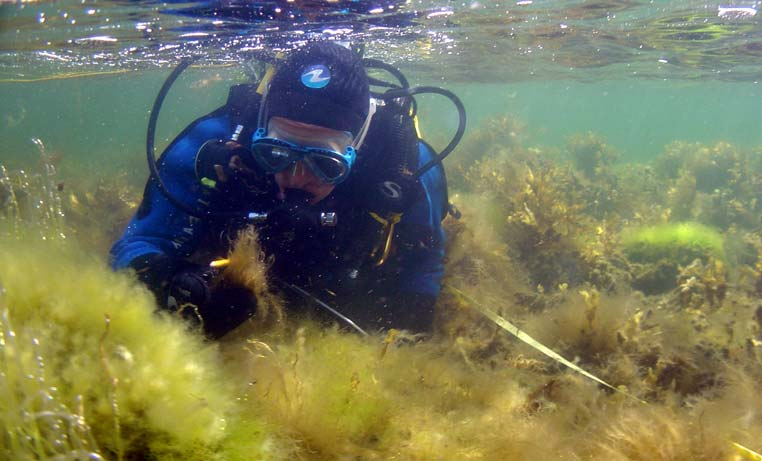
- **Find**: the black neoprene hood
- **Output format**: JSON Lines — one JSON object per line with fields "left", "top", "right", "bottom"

{"left": 267, "top": 41, "right": 370, "bottom": 135}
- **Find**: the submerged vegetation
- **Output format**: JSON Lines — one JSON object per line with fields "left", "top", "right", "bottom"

{"left": 2, "top": 113, "right": 762, "bottom": 460}
{"left": 0, "top": 239, "right": 273, "bottom": 460}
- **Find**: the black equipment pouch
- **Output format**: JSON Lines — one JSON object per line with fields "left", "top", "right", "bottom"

{"left": 349, "top": 99, "right": 422, "bottom": 215}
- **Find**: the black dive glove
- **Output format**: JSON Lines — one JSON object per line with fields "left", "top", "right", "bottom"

{"left": 130, "top": 254, "right": 256, "bottom": 338}
{"left": 167, "top": 265, "right": 213, "bottom": 313}
{"left": 194, "top": 139, "right": 265, "bottom": 192}
{"left": 129, "top": 252, "right": 176, "bottom": 300}
{"left": 168, "top": 264, "right": 258, "bottom": 339}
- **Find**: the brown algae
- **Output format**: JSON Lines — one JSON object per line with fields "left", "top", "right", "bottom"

{"left": 3, "top": 112, "right": 762, "bottom": 459}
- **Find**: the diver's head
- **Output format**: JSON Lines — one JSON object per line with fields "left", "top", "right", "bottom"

{"left": 252, "top": 41, "right": 375, "bottom": 202}
{"left": 267, "top": 41, "right": 370, "bottom": 135}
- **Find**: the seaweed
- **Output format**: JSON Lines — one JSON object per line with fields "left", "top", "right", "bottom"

{"left": 0, "top": 150, "right": 138, "bottom": 254}
{"left": 62, "top": 173, "right": 139, "bottom": 255}
{"left": 566, "top": 131, "right": 619, "bottom": 181}
{"left": 654, "top": 141, "right": 762, "bottom": 230}
{"left": 0, "top": 237, "right": 282, "bottom": 460}
{"left": 0, "top": 142, "right": 66, "bottom": 242}
{"left": 6, "top": 112, "right": 762, "bottom": 460}
{"left": 447, "top": 115, "right": 529, "bottom": 190}
{"left": 622, "top": 222, "right": 726, "bottom": 265}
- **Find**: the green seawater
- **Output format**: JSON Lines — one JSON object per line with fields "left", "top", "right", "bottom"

{"left": 418, "top": 79, "right": 762, "bottom": 164}
{"left": 3, "top": 73, "right": 761, "bottom": 183}
{"left": 0, "top": 70, "right": 231, "bottom": 180}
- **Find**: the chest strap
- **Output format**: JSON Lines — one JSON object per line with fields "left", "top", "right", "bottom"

{"left": 368, "top": 211, "right": 402, "bottom": 266}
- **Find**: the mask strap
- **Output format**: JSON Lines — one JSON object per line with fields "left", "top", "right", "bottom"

{"left": 255, "top": 82, "right": 271, "bottom": 135}
{"left": 351, "top": 98, "right": 377, "bottom": 151}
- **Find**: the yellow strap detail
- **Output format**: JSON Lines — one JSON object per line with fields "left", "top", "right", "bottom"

{"left": 413, "top": 115, "right": 422, "bottom": 139}
{"left": 369, "top": 211, "right": 389, "bottom": 226}
{"left": 369, "top": 212, "right": 402, "bottom": 266}
{"left": 369, "top": 211, "right": 401, "bottom": 226}
{"left": 255, "top": 51, "right": 285, "bottom": 94}
{"left": 200, "top": 177, "right": 217, "bottom": 189}
{"left": 256, "top": 66, "right": 277, "bottom": 95}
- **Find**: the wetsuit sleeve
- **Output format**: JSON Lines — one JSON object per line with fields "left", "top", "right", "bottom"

{"left": 393, "top": 141, "right": 447, "bottom": 295}
{"left": 109, "top": 113, "right": 232, "bottom": 281}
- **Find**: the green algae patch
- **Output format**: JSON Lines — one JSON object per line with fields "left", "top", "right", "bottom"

{"left": 224, "top": 325, "right": 393, "bottom": 457}
{"left": 0, "top": 236, "right": 278, "bottom": 460}
{"left": 225, "top": 324, "right": 589, "bottom": 460}
{"left": 622, "top": 222, "right": 725, "bottom": 266}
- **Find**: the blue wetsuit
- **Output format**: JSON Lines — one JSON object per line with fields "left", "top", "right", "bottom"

{"left": 111, "top": 101, "right": 447, "bottom": 333}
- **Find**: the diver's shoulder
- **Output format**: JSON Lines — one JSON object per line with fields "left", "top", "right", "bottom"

{"left": 186, "top": 108, "right": 232, "bottom": 138}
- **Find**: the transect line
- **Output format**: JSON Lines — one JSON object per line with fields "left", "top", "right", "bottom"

{"left": 447, "top": 285, "right": 762, "bottom": 460}
{"left": 734, "top": 442, "right": 762, "bottom": 461}
{"left": 447, "top": 285, "right": 646, "bottom": 403}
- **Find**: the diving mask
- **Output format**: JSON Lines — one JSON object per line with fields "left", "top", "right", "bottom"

{"left": 251, "top": 96, "right": 377, "bottom": 185}
{"left": 251, "top": 134, "right": 356, "bottom": 185}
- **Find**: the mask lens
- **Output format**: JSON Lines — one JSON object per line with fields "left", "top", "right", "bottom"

{"left": 253, "top": 142, "right": 295, "bottom": 172}
{"left": 308, "top": 152, "right": 348, "bottom": 183}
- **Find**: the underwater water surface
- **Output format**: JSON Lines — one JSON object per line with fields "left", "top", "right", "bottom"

{"left": 2, "top": 1, "right": 762, "bottom": 460}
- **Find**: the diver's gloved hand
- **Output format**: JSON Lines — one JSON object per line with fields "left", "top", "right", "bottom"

{"left": 129, "top": 252, "right": 176, "bottom": 300}
{"left": 168, "top": 264, "right": 258, "bottom": 339}
{"left": 167, "top": 265, "right": 213, "bottom": 313}
{"left": 195, "top": 139, "right": 262, "bottom": 192}
{"left": 200, "top": 284, "right": 258, "bottom": 339}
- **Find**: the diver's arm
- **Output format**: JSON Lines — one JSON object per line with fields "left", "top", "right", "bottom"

{"left": 109, "top": 179, "right": 206, "bottom": 294}
{"left": 110, "top": 113, "right": 233, "bottom": 292}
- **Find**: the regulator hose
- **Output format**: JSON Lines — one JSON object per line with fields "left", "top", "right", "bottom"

{"left": 363, "top": 57, "right": 410, "bottom": 90}
{"left": 379, "top": 86, "right": 466, "bottom": 179}
{"left": 146, "top": 57, "right": 207, "bottom": 218}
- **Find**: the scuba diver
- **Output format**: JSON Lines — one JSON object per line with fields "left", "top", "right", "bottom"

{"left": 110, "top": 41, "right": 465, "bottom": 338}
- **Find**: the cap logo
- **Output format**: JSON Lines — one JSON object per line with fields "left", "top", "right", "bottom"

{"left": 301, "top": 64, "right": 331, "bottom": 89}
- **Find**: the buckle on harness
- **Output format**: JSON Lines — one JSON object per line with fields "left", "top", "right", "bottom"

{"left": 368, "top": 212, "right": 402, "bottom": 267}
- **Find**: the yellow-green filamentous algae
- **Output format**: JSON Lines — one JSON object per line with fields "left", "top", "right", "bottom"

{"left": 0, "top": 236, "right": 279, "bottom": 460}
